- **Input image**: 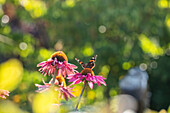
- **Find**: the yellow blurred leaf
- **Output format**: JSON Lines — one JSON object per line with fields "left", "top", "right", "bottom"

{"left": 39, "top": 48, "right": 54, "bottom": 60}
{"left": 0, "top": 59, "right": 23, "bottom": 91}
{"left": 158, "top": 0, "right": 169, "bottom": 8}
{"left": 165, "top": 14, "right": 170, "bottom": 29}
{"left": 0, "top": 100, "right": 28, "bottom": 113}
{"left": 71, "top": 85, "right": 82, "bottom": 97}
{"left": 0, "top": 0, "right": 5, "bottom": 4}
{"left": 87, "top": 90, "right": 96, "bottom": 100}
{"left": 19, "top": 0, "right": 47, "bottom": 18}
{"left": 32, "top": 90, "right": 60, "bottom": 113}
{"left": 139, "top": 34, "right": 164, "bottom": 57}
{"left": 168, "top": 105, "right": 170, "bottom": 113}
{"left": 65, "top": 0, "right": 75, "bottom": 7}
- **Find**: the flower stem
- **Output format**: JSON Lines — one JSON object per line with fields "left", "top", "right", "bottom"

{"left": 51, "top": 69, "right": 58, "bottom": 86}
{"left": 75, "top": 82, "right": 87, "bottom": 111}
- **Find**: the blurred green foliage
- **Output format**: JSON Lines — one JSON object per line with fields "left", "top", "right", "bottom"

{"left": 0, "top": 0, "right": 170, "bottom": 112}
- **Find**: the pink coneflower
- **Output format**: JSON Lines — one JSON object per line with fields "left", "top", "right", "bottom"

{"left": 68, "top": 55, "right": 107, "bottom": 110}
{"left": 68, "top": 68, "right": 106, "bottom": 89}
{"left": 35, "top": 74, "right": 75, "bottom": 101}
{"left": 0, "top": 89, "right": 10, "bottom": 99}
{"left": 37, "top": 51, "right": 77, "bottom": 77}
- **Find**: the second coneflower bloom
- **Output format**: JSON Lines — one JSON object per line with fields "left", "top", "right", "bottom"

{"left": 67, "top": 55, "right": 106, "bottom": 89}
{"left": 0, "top": 89, "right": 10, "bottom": 99}
{"left": 68, "top": 68, "right": 106, "bottom": 89}
{"left": 68, "top": 55, "right": 107, "bottom": 110}
{"left": 35, "top": 71, "right": 75, "bottom": 101}
{"left": 37, "top": 51, "right": 77, "bottom": 77}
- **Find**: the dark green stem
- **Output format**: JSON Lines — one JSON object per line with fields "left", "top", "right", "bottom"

{"left": 75, "top": 82, "right": 87, "bottom": 111}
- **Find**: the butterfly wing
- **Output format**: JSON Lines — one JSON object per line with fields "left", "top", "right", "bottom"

{"left": 86, "top": 55, "right": 97, "bottom": 69}
{"left": 75, "top": 58, "right": 86, "bottom": 69}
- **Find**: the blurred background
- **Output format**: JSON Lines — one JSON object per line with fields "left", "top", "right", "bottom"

{"left": 0, "top": 0, "right": 170, "bottom": 112}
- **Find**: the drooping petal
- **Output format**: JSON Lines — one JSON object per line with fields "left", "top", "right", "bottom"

{"left": 92, "top": 76, "right": 98, "bottom": 83}
{"left": 44, "top": 68, "right": 50, "bottom": 76}
{"left": 93, "top": 76, "right": 101, "bottom": 86}
{"left": 66, "top": 67, "right": 74, "bottom": 75}
{"left": 67, "top": 73, "right": 82, "bottom": 82}
{"left": 96, "top": 76, "right": 107, "bottom": 86}
{"left": 67, "top": 74, "right": 75, "bottom": 79}
{"left": 67, "top": 63, "right": 77, "bottom": 69}
{"left": 95, "top": 75, "right": 106, "bottom": 80}
{"left": 61, "top": 87, "right": 75, "bottom": 98}
{"left": 88, "top": 82, "right": 93, "bottom": 89}
{"left": 96, "top": 81, "right": 101, "bottom": 86}
{"left": 68, "top": 77, "right": 78, "bottom": 82}
{"left": 74, "top": 79, "right": 82, "bottom": 84}
{"left": 63, "top": 92, "right": 68, "bottom": 101}
{"left": 37, "top": 61, "right": 46, "bottom": 67}
{"left": 35, "top": 84, "right": 50, "bottom": 92}
{"left": 59, "top": 86, "right": 75, "bottom": 101}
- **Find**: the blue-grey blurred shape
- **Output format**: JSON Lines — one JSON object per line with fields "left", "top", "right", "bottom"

{"left": 119, "top": 67, "right": 150, "bottom": 113}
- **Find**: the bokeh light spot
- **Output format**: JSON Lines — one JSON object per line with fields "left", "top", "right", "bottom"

{"left": 159, "top": 109, "right": 167, "bottom": 113}
{"left": 101, "top": 65, "right": 110, "bottom": 76}
{"left": 96, "top": 87, "right": 104, "bottom": 100}
{"left": 98, "top": 25, "right": 107, "bottom": 33}
{"left": 109, "top": 89, "right": 117, "bottom": 97}
{"left": 82, "top": 44, "right": 94, "bottom": 56}
{"left": 3, "top": 26, "right": 11, "bottom": 34}
{"left": 165, "top": 14, "right": 170, "bottom": 28}
{"left": 158, "top": 0, "right": 169, "bottom": 8}
{"left": 150, "top": 61, "right": 158, "bottom": 69}
{"left": 19, "top": 42, "right": 28, "bottom": 50}
{"left": 123, "top": 109, "right": 136, "bottom": 113}
{"left": 139, "top": 63, "right": 147, "bottom": 71}
{"left": 87, "top": 90, "right": 96, "bottom": 100}
{"left": 166, "top": 48, "right": 170, "bottom": 56}
{"left": 20, "top": 44, "right": 34, "bottom": 58}
{"left": 65, "top": 0, "right": 75, "bottom": 7}
{"left": 19, "top": 0, "right": 47, "bottom": 18}
{"left": 1, "top": 15, "right": 9, "bottom": 24}
{"left": 54, "top": 40, "right": 63, "bottom": 51}
{"left": 0, "top": 0, "right": 6, "bottom": 4}
{"left": 122, "top": 62, "right": 131, "bottom": 70}
{"left": 13, "top": 95, "right": 21, "bottom": 103}
{"left": 39, "top": 48, "right": 53, "bottom": 60}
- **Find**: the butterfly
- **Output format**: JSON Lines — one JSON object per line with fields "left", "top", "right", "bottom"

{"left": 75, "top": 55, "right": 97, "bottom": 69}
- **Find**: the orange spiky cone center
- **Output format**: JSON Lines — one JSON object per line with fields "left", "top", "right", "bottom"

{"left": 50, "top": 74, "right": 66, "bottom": 87}
{"left": 51, "top": 51, "right": 68, "bottom": 62}
{"left": 56, "top": 75, "right": 66, "bottom": 87}
{"left": 80, "top": 68, "right": 95, "bottom": 76}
